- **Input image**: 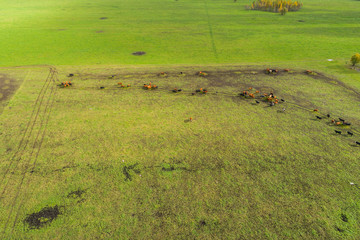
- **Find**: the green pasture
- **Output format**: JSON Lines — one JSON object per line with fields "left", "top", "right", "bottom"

{"left": 1, "top": 0, "right": 360, "bottom": 67}
{"left": 1, "top": 0, "right": 360, "bottom": 238}
{"left": 0, "top": 65, "right": 359, "bottom": 239}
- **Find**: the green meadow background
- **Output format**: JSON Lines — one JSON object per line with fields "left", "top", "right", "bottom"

{"left": 1, "top": 0, "right": 360, "bottom": 67}
{"left": 1, "top": 0, "right": 360, "bottom": 239}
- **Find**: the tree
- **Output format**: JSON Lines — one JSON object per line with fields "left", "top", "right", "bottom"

{"left": 280, "top": 7, "right": 288, "bottom": 15}
{"left": 351, "top": 53, "right": 360, "bottom": 67}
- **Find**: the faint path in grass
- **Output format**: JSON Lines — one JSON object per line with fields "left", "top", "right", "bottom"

{"left": 0, "top": 68, "right": 58, "bottom": 238}
{"left": 204, "top": 0, "right": 219, "bottom": 62}
{"left": 10, "top": 69, "right": 59, "bottom": 235}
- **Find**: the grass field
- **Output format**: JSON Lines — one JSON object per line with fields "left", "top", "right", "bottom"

{"left": 0, "top": 65, "right": 359, "bottom": 239}
{"left": 1, "top": 0, "right": 360, "bottom": 239}
{"left": 1, "top": 0, "right": 360, "bottom": 66}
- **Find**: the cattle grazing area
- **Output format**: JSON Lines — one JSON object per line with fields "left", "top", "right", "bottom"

{"left": 0, "top": 65, "right": 359, "bottom": 239}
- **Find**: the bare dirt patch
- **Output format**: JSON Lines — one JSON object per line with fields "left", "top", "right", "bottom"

{"left": 96, "top": 30, "right": 104, "bottom": 33}
{"left": 24, "top": 205, "right": 63, "bottom": 229}
{"left": 123, "top": 163, "right": 141, "bottom": 181}
{"left": 132, "top": 51, "right": 146, "bottom": 56}
{"left": 0, "top": 74, "right": 17, "bottom": 109}
{"left": 67, "top": 189, "right": 86, "bottom": 199}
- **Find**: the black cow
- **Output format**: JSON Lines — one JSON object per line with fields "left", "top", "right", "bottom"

{"left": 347, "top": 131, "right": 354, "bottom": 136}
{"left": 335, "top": 130, "right": 342, "bottom": 134}
{"left": 316, "top": 116, "right": 322, "bottom": 120}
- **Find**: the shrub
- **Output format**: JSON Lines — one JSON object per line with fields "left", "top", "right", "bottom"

{"left": 249, "top": 0, "right": 302, "bottom": 14}
{"left": 350, "top": 53, "right": 360, "bottom": 67}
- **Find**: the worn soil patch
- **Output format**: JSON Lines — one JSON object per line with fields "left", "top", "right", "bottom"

{"left": 24, "top": 205, "right": 62, "bottom": 229}
{"left": 132, "top": 51, "right": 146, "bottom": 56}
{"left": 123, "top": 163, "right": 141, "bottom": 181}
{"left": 96, "top": 30, "right": 104, "bottom": 33}
{"left": 0, "top": 74, "right": 17, "bottom": 108}
{"left": 67, "top": 189, "right": 86, "bottom": 198}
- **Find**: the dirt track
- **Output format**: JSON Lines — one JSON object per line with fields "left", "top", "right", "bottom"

{"left": 0, "top": 73, "right": 17, "bottom": 105}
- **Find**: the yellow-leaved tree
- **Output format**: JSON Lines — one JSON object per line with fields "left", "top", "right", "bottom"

{"left": 350, "top": 53, "right": 360, "bottom": 67}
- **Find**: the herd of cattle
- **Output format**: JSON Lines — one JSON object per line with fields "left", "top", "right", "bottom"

{"left": 63, "top": 70, "right": 359, "bottom": 146}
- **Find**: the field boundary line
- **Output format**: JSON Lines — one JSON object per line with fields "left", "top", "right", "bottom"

{"left": 204, "top": 0, "right": 219, "bottom": 62}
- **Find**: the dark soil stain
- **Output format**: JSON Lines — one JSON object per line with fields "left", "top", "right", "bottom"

{"left": 159, "top": 162, "right": 193, "bottom": 172}
{"left": 132, "top": 51, "right": 146, "bottom": 56}
{"left": 204, "top": 69, "right": 263, "bottom": 88}
{"left": 86, "top": 163, "right": 109, "bottom": 172}
{"left": 199, "top": 220, "right": 207, "bottom": 226}
{"left": 24, "top": 205, "right": 62, "bottom": 229}
{"left": 54, "top": 164, "right": 78, "bottom": 172}
{"left": 67, "top": 189, "right": 86, "bottom": 199}
{"left": 0, "top": 74, "right": 17, "bottom": 107}
{"left": 341, "top": 213, "right": 349, "bottom": 222}
{"left": 99, "top": 17, "right": 108, "bottom": 20}
{"left": 123, "top": 163, "right": 141, "bottom": 181}
{"left": 335, "top": 226, "right": 345, "bottom": 233}
{"left": 162, "top": 166, "right": 175, "bottom": 171}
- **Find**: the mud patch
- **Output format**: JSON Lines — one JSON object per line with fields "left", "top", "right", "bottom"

{"left": 160, "top": 162, "right": 192, "bottom": 172}
{"left": 54, "top": 164, "right": 78, "bottom": 172}
{"left": 0, "top": 73, "right": 18, "bottom": 111}
{"left": 132, "top": 51, "right": 146, "bottom": 56}
{"left": 24, "top": 205, "right": 62, "bottom": 229}
{"left": 67, "top": 189, "right": 86, "bottom": 199}
{"left": 341, "top": 213, "right": 349, "bottom": 222}
{"left": 199, "top": 220, "right": 207, "bottom": 226}
{"left": 123, "top": 163, "right": 141, "bottom": 181}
